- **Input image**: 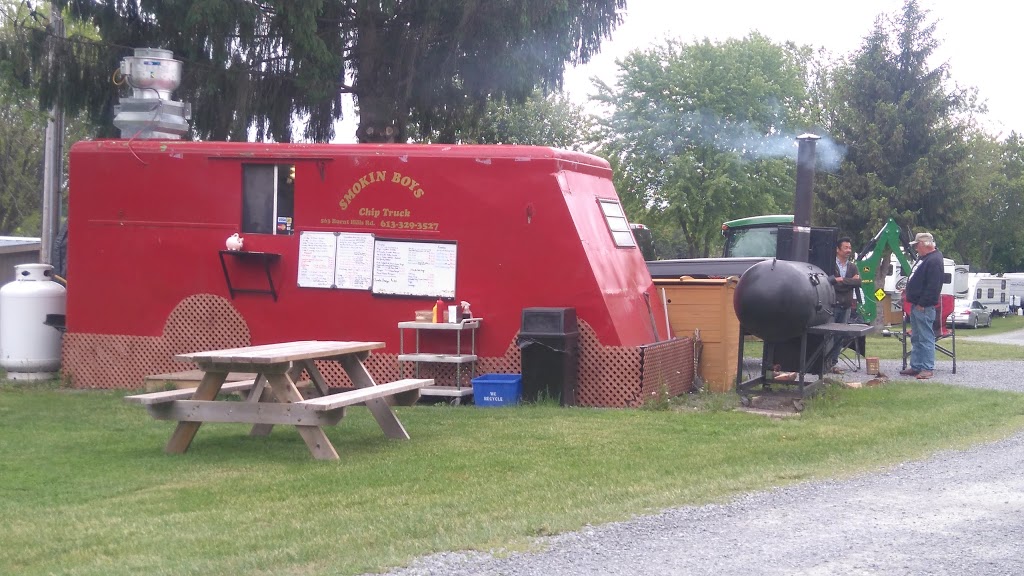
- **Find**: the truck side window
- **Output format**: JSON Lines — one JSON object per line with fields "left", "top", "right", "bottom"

{"left": 242, "top": 163, "right": 295, "bottom": 235}
{"left": 598, "top": 199, "right": 636, "bottom": 248}
{"left": 988, "top": 288, "right": 995, "bottom": 299}
{"left": 727, "top": 228, "right": 777, "bottom": 258}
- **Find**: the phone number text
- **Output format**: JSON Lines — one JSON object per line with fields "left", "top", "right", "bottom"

{"left": 380, "top": 220, "right": 439, "bottom": 231}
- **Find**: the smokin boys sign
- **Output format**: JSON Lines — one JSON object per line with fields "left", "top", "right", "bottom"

{"left": 321, "top": 170, "right": 437, "bottom": 231}
{"left": 338, "top": 170, "right": 425, "bottom": 210}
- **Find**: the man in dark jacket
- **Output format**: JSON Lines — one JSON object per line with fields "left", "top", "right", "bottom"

{"left": 901, "top": 232, "right": 944, "bottom": 379}
{"left": 826, "top": 237, "right": 861, "bottom": 371}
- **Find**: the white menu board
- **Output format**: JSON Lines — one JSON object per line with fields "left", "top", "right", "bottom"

{"left": 372, "top": 239, "right": 457, "bottom": 298}
{"left": 297, "top": 231, "right": 375, "bottom": 290}
{"left": 334, "top": 232, "right": 375, "bottom": 290}
{"left": 297, "top": 231, "right": 338, "bottom": 288}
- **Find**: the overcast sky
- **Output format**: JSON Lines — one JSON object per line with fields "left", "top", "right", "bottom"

{"left": 562, "top": 0, "right": 1022, "bottom": 137}
{"left": 332, "top": 1, "right": 1019, "bottom": 142}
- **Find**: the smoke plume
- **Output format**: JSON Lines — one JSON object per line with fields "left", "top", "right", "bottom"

{"left": 672, "top": 110, "right": 847, "bottom": 171}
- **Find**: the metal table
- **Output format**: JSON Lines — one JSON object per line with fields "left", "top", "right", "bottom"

{"left": 736, "top": 322, "right": 879, "bottom": 409}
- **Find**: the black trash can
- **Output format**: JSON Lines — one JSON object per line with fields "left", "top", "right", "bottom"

{"left": 518, "top": 307, "right": 579, "bottom": 406}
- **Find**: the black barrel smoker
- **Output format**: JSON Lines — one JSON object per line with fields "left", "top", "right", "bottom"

{"left": 733, "top": 135, "right": 877, "bottom": 407}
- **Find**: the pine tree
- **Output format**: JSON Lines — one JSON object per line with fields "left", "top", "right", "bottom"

{"left": 1, "top": 0, "right": 624, "bottom": 143}
{"left": 816, "top": 0, "right": 973, "bottom": 247}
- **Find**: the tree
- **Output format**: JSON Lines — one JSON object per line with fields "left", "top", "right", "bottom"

{"left": 0, "top": 71, "right": 46, "bottom": 235}
{"left": 945, "top": 131, "right": 1024, "bottom": 274}
{"left": 2, "top": 0, "right": 625, "bottom": 143}
{"left": 0, "top": 1, "right": 95, "bottom": 235}
{"left": 593, "top": 33, "right": 814, "bottom": 258}
{"left": 0, "top": 2, "right": 45, "bottom": 234}
{"left": 941, "top": 130, "right": 1003, "bottom": 270}
{"left": 420, "top": 89, "right": 595, "bottom": 151}
{"left": 979, "top": 132, "right": 1024, "bottom": 272}
{"left": 815, "top": 0, "right": 974, "bottom": 249}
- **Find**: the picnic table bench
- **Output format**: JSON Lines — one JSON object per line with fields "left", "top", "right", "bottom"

{"left": 125, "top": 341, "right": 433, "bottom": 460}
{"left": 142, "top": 370, "right": 258, "bottom": 391}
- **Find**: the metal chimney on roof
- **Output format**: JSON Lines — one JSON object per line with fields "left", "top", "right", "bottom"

{"left": 790, "top": 133, "right": 820, "bottom": 263}
{"left": 112, "top": 48, "right": 191, "bottom": 139}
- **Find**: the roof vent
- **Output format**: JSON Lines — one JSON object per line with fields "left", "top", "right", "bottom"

{"left": 112, "top": 48, "right": 191, "bottom": 139}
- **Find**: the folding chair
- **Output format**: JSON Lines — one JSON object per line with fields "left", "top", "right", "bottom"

{"left": 838, "top": 335, "right": 865, "bottom": 372}
{"left": 898, "top": 293, "right": 957, "bottom": 374}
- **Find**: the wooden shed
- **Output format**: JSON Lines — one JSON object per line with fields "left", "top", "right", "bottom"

{"left": 655, "top": 277, "right": 740, "bottom": 393}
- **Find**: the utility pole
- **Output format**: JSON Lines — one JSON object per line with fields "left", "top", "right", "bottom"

{"left": 41, "top": 2, "right": 64, "bottom": 265}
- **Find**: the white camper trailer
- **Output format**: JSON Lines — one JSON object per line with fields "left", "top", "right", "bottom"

{"left": 882, "top": 255, "right": 968, "bottom": 297}
{"left": 1002, "top": 274, "right": 1024, "bottom": 314}
{"left": 966, "top": 274, "right": 1011, "bottom": 316}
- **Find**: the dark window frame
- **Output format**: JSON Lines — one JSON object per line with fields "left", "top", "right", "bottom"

{"left": 242, "top": 163, "right": 295, "bottom": 235}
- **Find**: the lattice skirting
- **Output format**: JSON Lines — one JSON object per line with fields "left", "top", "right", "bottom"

{"left": 62, "top": 294, "right": 251, "bottom": 390}
{"left": 62, "top": 294, "right": 694, "bottom": 407}
{"left": 635, "top": 337, "right": 695, "bottom": 407}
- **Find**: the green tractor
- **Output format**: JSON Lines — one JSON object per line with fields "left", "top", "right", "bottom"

{"left": 722, "top": 215, "right": 918, "bottom": 323}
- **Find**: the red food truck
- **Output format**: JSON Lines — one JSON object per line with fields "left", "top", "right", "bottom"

{"left": 63, "top": 141, "right": 690, "bottom": 406}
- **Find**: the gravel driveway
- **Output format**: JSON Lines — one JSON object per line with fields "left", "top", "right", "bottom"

{"left": 375, "top": 333, "right": 1024, "bottom": 576}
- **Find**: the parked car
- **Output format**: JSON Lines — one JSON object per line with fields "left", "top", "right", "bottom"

{"left": 947, "top": 300, "right": 993, "bottom": 328}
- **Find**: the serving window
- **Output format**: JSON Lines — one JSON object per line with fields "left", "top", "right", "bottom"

{"left": 242, "top": 163, "right": 295, "bottom": 235}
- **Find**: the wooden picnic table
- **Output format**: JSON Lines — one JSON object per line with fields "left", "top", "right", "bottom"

{"left": 125, "top": 341, "right": 432, "bottom": 460}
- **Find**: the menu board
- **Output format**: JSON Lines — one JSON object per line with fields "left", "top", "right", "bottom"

{"left": 372, "top": 239, "right": 457, "bottom": 298}
{"left": 297, "top": 231, "right": 374, "bottom": 290}
{"left": 334, "top": 233, "right": 375, "bottom": 290}
{"left": 297, "top": 231, "right": 338, "bottom": 288}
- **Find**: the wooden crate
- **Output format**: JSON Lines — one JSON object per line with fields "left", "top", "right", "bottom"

{"left": 654, "top": 277, "right": 740, "bottom": 393}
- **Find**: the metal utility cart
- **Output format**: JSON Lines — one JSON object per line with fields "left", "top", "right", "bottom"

{"left": 398, "top": 318, "right": 481, "bottom": 404}
{"left": 736, "top": 322, "right": 877, "bottom": 411}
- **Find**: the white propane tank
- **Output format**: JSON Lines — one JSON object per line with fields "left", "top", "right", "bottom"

{"left": 0, "top": 264, "right": 66, "bottom": 380}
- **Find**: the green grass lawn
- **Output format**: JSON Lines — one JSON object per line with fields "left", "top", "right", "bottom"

{"left": 3, "top": 379, "right": 1024, "bottom": 575}
{"left": 744, "top": 316, "right": 1024, "bottom": 361}
{"left": 864, "top": 331, "right": 1024, "bottom": 361}
{"left": 974, "top": 313, "right": 1024, "bottom": 334}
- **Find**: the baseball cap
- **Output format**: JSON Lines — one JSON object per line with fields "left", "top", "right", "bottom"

{"left": 910, "top": 232, "right": 934, "bottom": 245}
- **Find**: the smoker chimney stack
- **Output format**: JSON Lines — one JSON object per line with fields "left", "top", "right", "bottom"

{"left": 113, "top": 48, "right": 191, "bottom": 139}
{"left": 790, "top": 133, "right": 820, "bottom": 263}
